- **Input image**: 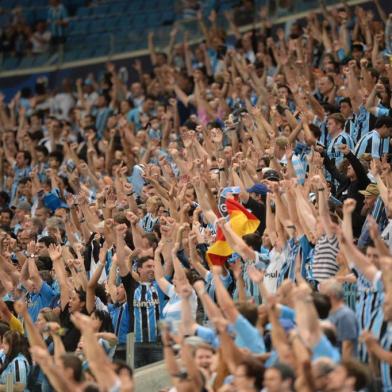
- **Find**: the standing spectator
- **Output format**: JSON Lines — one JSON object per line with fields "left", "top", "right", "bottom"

{"left": 30, "top": 21, "right": 51, "bottom": 54}
{"left": 47, "top": 0, "right": 68, "bottom": 48}
{"left": 320, "top": 279, "right": 359, "bottom": 360}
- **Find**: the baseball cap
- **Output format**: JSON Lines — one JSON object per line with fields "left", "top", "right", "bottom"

{"left": 263, "top": 169, "right": 280, "bottom": 182}
{"left": 247, "top": 183, "right": 269, "bottom": 196}
{"left": 358, "top": 183, "right": 379, "bottom": 197}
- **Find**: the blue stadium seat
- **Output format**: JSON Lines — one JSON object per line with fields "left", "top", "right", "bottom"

{"left": 33, "top": 53, "right": 51, "bottom": 67}
{"left": 3, "top": 57, "right": 21, "bottom": 70}
{"left": 18, "top": 56, "right": 36, "bottom": 69}
{"left": 34, "top": 7, "right": 49, "bottom": 22}
{"left": 76, "top": 7, "right": 91, "bottom": 18}
{"left": 63, "top": 49, "right": 83, "bottom": 62}
{"left": 92, "top": 4, "right": 110, "bottom": 16}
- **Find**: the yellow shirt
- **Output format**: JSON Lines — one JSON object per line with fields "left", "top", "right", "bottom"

{"left": 9, "top": 315, "right": 24, "bottom": 334}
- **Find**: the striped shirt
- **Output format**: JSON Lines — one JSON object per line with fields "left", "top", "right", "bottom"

{"left": 311, "top": 234, "right": 339, "bottom": 282}
{"left": 133, "top": 282, "right": 162, "bottom": 343}
{"left": 354, "top": 129, "right": 390, "bottom": 159}
{"left": 351, "top": 105, "right": 372, "bottom": 144}
{"left": 205, "top": 270, "right": 233, "bottom": 301}
{"left": 108, "top": 301, "right": 130, "bottom": 345}
{"left": 354, "top": 271, "right": 384, "bottom": 362}
{"left": 0, "top": 354, "right": 30, "bottom": 386}
{"left": 358, "top": 197, "right": 388, "bottom": 249}
{"left": 277, "top": 238, "right": 300, "bottom": 287}
{"left": 140, "top": 213, "right": 159, "bottom": 233}
{"left": 326, "top": 131, "right": 354, "bottom": 168}
{"left": 379, "top": 321, "right": 392, "bottom": 392}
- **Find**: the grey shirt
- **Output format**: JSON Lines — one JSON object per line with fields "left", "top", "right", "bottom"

{"left": 328, "top": 305, "right": 359, "bottom": 354}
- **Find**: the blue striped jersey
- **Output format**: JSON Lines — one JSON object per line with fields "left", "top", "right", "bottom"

{"left": 344, "top": 114, "right": 357, "bottom": 143}
{"left": 133, "top": 282, "right": 162, "bottom": 343}
{"left": 315, "top": 119, "right": 330, "bottom": 148}
{"left": 355, "top": 272, "right": 384, "bottom": 362}
{"left": 140, "top": 213, "right": 159, "bottom": 233}
{"left": 205, "top": 270, "right": 233, "bottom": 301}
{"left": 108, "top": 301, "right": 130, "bottom": 345}
{"left": 99, "top": 338, "right": 117, "bottom": 359}
{"left": 354, "top": 129, "right": 390, "bottom": 159}
{"left": 378, "top": 321, "right": 392, "bottom": 392}
{"left": 234, "top": 252, "right": 270, "bottom": 304}
{"left": 351, "top": 105, "right": 372, "bottom": 144}
{"left": 0, "top": 354, "right": 30, "bottom": 386}
{"left": 326, "top": 131, "right": 354, "bottom": 167}
{"left": 277, "top": 238, "right": 300, "bottom": 287}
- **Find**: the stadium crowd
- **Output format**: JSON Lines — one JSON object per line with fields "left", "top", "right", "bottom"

{"left": 0, "top": 0, "right": 392, "bottom": 391}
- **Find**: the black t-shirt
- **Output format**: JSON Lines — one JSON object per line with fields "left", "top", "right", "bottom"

{"left": 244, "top": 197, "right": 266, "bottom": 235}
{"left": 60, "top": 303, "right": 85, "bottom": 352}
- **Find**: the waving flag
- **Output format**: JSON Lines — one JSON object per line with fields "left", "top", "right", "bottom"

{"left": 207, "top": 198, "right": 260, "bottom": 266}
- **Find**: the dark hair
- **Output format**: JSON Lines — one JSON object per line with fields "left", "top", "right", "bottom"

{"left": 238, "top": 356, "right": 264, "bottom": 390}
{"left": 312, "top": 292, "right": 331, "bottom": 319}
{"left": 341, "top": 359, "right": 370, "bottom": 390}
{"left": 236, "top": 302, "right": 258, "bottom": 326}
{"left": 75, "top": 288, "right": 87, "bottom": 305}
{"left": 339, "top": 97, "right": 352, "bottom": 108}
{"left": 0, "top": 322, "right": 9, "bottom": 340}
{"left": 375, "top": 116, "right": 392, "bottom": 129}
{"left": 38, "top": 236, "right": 57, "bottom": 247}
{"left": 49, "top": 150, "right": 64, "bottom": 164}
{"left": 93, "top": 310, "right": 114, "bottom": 333}
{"left": 94, "top": 283, "right": 108, "bottom": 305}
{"left": 19, "top": 177, "right": 32, "bottom": 185}
{"left": 28, "top": 130, "right": 44, "bottom": 142}
{"left": 82, "top": 384, "right": 100, "bottom": 392}
{"left": 270, "top": 362, "right": 296, "bottom": 383}
{"left": 20, "top": 151, "right": 32, "bottom": 165}
{"left": 136, "top": 256, "right": 153, "bottom": 270}
{"left": 0, "top": 208, "right": 14, "bottom": 220}
{"left": 113, "top": 360, "right": 133, "bottom": 378}
{"left": 243, "top": 233, "right": 262, "bottom": 251}
{"left": 1, "top": 331, "right": 31, "bottom": 369}
{"left": 60, "top": 353, "right": 83, "bottom": 382}
{"left": 35, "top": 145, "right": 49, "bottom": 156}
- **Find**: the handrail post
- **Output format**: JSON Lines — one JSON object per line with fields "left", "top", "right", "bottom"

{"left": 126, "top": 332, "right": 135, "bottom": 369}
{"left": 6, "top": 373, "right": 13, "bottom": 392}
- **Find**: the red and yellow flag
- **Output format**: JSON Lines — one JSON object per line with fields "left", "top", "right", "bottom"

{"left": 206, "top": 198, "right": 260, "bottom": 266}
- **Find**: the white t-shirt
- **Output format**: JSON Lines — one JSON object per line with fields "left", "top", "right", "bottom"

{"left": 162, "top": 284, "right": 198, "bottom": 329}
{"left": 263, "top": 248, "right": 286, "bottom": 293}
{"left": 31, "top": 31, "right": 51, "bottom": 53}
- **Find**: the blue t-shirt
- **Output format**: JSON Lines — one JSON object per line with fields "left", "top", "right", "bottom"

{"left": 328, "top": 305, "right": 359, "bottom": 353}
{"left": 27, "top": 282, "right": 56, "bottom": 323}
{"left": 234, "top": 314, "right": 266, "bottom": 354}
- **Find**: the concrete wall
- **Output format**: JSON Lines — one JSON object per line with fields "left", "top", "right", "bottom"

{"left": 135, "top": 361, "right": 171, "bottom": 392}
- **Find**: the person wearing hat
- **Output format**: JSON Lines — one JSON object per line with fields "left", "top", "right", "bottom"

{"left": 357, "top": 183, "right": 387, "bottom": 249}
{"left": 358, "top": 183, "right": 380, "bottom": 216}
{"left": 326, "top": 113, "right": 355, "bottom": 169}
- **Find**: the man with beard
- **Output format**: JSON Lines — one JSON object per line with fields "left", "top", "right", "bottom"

{"left": 357, "top": 183, "right": 388, "bottom": 249}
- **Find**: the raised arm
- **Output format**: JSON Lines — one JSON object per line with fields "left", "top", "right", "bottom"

{"left": 48, "top": 244, "right": 70, "bottom": 311}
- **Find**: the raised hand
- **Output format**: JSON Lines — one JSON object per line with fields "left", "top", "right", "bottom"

{"left": 48, "top": 244, "right": 62, "bottom": 261}
{"left": 247, "top": 265, "right": 264, "bottom": 284}
{"left": 343, "top": 198, "right": 356, "bottom": 215}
